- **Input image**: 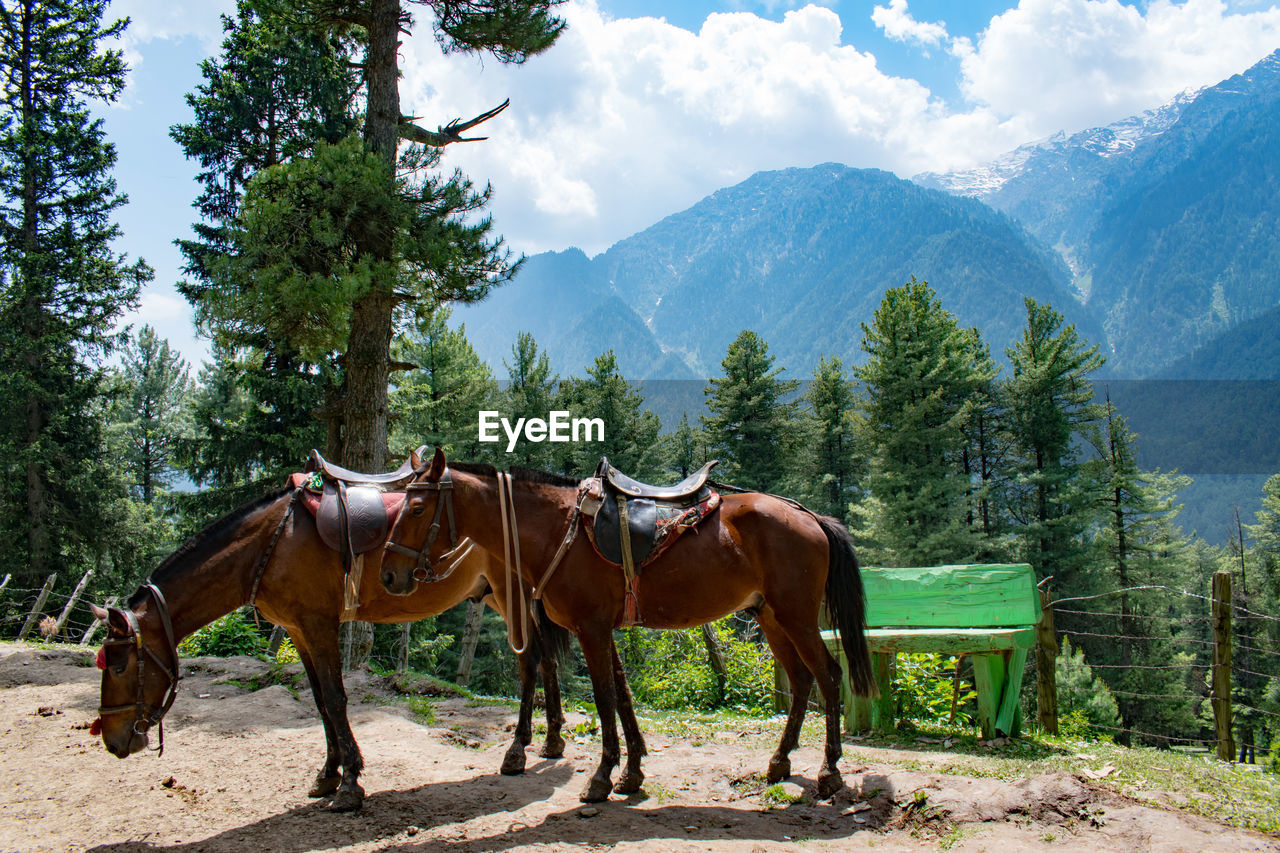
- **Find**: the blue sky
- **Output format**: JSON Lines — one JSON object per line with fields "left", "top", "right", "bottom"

{"left": 101, "top": 0, "right": 1280, "bottom": 368}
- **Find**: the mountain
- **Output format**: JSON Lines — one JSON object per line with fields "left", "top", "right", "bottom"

{"left": 917, "top": 49, "right": 1280, "bottom": 376}
{"left": 459, "top": 164, "right": 1094, "bottom": 379}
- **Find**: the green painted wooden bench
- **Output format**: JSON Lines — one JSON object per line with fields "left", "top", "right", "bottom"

{"left": 819, "top": 563, "right": 1041, "bottom": 739}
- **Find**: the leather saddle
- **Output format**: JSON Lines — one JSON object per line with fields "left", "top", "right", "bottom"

{"left": 296, "top": 447, "right": 427, "bottom": 560}
{"left": 585, "top": 456, "right": 721, "bottom": 573}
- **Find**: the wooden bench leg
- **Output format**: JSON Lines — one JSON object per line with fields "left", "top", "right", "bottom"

{"left": 871, "top": 652, "right": 894, "bottom": 734}
{"left": 995, "top": 647, "right": 1028, "bottom": 736}
{"left": 971, "top": 652, "right": 1005, "bottom": 740}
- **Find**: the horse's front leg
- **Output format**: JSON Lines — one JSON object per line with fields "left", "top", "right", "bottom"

{"left": 577, "top": 628, "right": 621, "bottom": 802}
{"left": 294, "top": 625, "right": 365, "bottom": 811}
{"left": 611, "top": 644, "right": 646, "bottom": 794}
{"left": 295, "top": 642, "right": 341, "bottom": 797}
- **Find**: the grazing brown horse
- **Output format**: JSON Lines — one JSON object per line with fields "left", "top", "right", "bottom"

{"left": 90, "top": 483, "right": 569, "bottom": 812}
{"left": 381, "top": 449, "right": 876, "bottom": 803}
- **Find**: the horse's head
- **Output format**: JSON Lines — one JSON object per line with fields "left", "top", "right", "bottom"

{"left": 89, "top": 585, "right": 181, "bottom": 759}
{"left": 381, "top": 447, "right": 474, "bottom": 595}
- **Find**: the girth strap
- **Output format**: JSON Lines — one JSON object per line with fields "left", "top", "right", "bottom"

{"left": 497, "top": 472, "right": 532, "bottom": 656}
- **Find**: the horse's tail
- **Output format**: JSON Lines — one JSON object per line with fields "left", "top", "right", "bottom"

{"left": 817, "top": 514, "right": 876, "bottom": 697}
{"left": 533, "top": 599, "right": 573, "bottom": 667}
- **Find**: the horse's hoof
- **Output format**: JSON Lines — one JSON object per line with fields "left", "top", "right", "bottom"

{"left": 767, "top": 757, "right": 791, "bottom": 784}
{"left": 308, "top": 774, "right": 341, "bottom": 798}
{"left": 500, "top": 747, "right": 527, "bottom": 776}
{"left": 817, "top": 769, "right": 844, "bottom": 799}
{"left": 613, "top": 770, "right": 644, "bottom": 795}
{"left": 328, "top": 786, "right": 365, "bottom": 812}
{"left": 579, "top": 777, "right": 612, "bottom": 803}
{"left": 540, "top": 734, "right": 566, "bottom": 759}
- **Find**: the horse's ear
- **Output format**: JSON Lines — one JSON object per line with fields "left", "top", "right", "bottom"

{"left": 411, "top": 445, "right": 427, "bottom": 471}
{"left": 428, "top": 447, "right": 447, "bottom": 481}
{"left": 106, "top": 607, "right": 132, "bottom": 636}
{"left": 90, "top": 603, "right": 109, "bottom": 622}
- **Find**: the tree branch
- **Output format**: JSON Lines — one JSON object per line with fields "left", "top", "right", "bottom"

{"left": 398, "top": 98, "right": 510, "bottom": 146}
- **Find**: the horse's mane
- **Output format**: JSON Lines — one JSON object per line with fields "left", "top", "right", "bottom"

{"left": 450, "top": 461, "right": 580, "bottom": 489}
{"left": 128, "top": 487, "right": 292, "bottom": 608}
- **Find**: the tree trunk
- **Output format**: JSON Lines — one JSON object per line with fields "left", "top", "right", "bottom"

{"left": 455, "top": 600, "right": 484, "bottom": 687}
{"left": 339, "top": 0, "right": 403, "bottom": 666}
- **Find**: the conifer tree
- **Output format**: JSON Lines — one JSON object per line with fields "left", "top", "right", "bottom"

{"left": 116, "top": 326, "right": 193, "bottom": 504}
{"left": 390, "top": 304, "right": 499, "bottom": 460}
{"left": 801, "top": 355, "right": 861, "bottom": 523}
{"left": 239, "top": 0, "right": 565, "bottom": 473}
{"left": 554, "top": 351, "right": 661, "bottom": 478}
{"left": 855, "top": 280, "right": 982, "bottom": 565}
{"left": 1004, "top": 298, "right": 1105, "bottom": 585}
{"left": 703, "top": 330, "right": 799, "bottom": 493}
{"left": 0, "top": 0, "right": 151, "bottom": 586}
{"left": 501, "top": 332, "right": 558, "bottom": 469}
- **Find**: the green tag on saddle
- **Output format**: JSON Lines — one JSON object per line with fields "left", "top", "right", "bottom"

{"left": 306, "top": 471, "right": 324, "bottom": 492}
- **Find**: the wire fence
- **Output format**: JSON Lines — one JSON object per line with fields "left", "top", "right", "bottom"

{"left": 1047, "top": 575, "right": 1278, "bottom": 762}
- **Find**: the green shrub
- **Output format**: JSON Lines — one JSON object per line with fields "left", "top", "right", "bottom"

{"left": 178, "top": 609, "right": 268, "bottom": 658}
{"left": 892, "top": 652, "right": 976, "bottom": 726}
{"left": 624, "top": 619, "right": 774, "bottom": 715}
{"left": 275, "top": 637, "right": 300, "bottom": 665}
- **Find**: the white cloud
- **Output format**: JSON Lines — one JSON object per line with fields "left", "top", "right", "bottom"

{"left": 108, "top": 0, "right": 235, "bottom": 77}
{"left": 401, "top": 2, "right": 966, "bottom": 255}
{"left": 956, "top": 0, "right": 1280, "bottom": 137}
{"left": 871, "top": 0, "right": 949, "bottom": 47}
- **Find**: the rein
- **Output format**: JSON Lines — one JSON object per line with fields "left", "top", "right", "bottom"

{"left": 97, "top": 582, "right": 181, "bottom": 757}
{"left": 497, "top": 472, "right": 532, "bottom": 655}
{"left": 384, "top": 467, "right": 474, "bottom": 584}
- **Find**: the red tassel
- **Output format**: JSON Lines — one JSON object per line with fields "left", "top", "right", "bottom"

{"left": 89, "top": 718, "right": 102, "bottom": 736}
{"left": 95, "top": 648, "right": 106, "bottom": 670}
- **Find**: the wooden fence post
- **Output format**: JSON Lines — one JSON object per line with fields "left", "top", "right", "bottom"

{"left": 268, "top": 625, "right": 287, "bottom": 657}
{"left": 397, "top": 623, "right": 411, "bottom": 673}
{"left": 0, "top": 573, "right": 10, "bottom": 594}
{"left": 53, "top": 570, "right": 93, "bottom": 638}
{"left": 1036, "top": 588, "right": 1059, "bottom": 735}
{"left": 1212, "top": 571, "right": 1235, "bottom": 762}
{"left": 18, "top": 573, "right": 58, "bottom": 641}
{"left": 80, "top": 596, "right": 119, "bottom": 645}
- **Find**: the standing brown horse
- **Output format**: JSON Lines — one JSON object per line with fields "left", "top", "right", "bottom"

{"left": 90, "top": 483, "right": 569, "bottom": 812}
{"left": 381, "top": 449, "right": 876, "bottom": 803}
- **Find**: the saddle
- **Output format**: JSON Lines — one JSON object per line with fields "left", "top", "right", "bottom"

{"left": 581, "top": 457, "right": 721, "bottom": 625}
{"left": 287, "top": 447, "right": 427, "bottom": 618}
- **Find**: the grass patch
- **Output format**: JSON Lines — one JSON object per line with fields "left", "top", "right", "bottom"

{"left": 760, "top": 783, "right": 808, "bottom": 808}
{"left": 938, "top": 826, "right": 977, "bottom": 850}
{"left": 406, "top": 695, "right": 436, "bottom": 725}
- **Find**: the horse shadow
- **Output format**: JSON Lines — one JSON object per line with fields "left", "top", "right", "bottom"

{"left": 84, "top": 770, "right": 902, "bottom": 852}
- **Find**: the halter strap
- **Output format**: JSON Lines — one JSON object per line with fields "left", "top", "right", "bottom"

{"left": 98, "top": 582, "right": 182, "bottom": 756}
{"left": 384, "top": 467, "right": 471, "bottom": 584}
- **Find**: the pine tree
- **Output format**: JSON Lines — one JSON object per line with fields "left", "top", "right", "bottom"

{"left": 0, "top": 0, "right": 152, "bottom": 587}
{"left": 1004, "top": 298, "right": 1105, "bottom": 585}
{"left": 1086, "top": 397, "right": 1198, "bottom": 743}
{"left": 247, "top": 0, "right": 565, "bottom": 473}
{"left": 855, "top": 280, "right": 982, "bottom": 566}
{"left": 501, "top": 332, "right": 558, "bottom": 469}
{"left": 390, "top": 304, "right": 499, "bottom": 460}
{"left": 554, "top": 351, "right": 661, "bottom": 478}
{"left": 703, "top": 330, "right": 800, "bottom": 493}
{"left": 800, "top": 355, "right": 861, "bottom": 523}
{"left": 116, "top": 326, "right": 193, "bottom": 504}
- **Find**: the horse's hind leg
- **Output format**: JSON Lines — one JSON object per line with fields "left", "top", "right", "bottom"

{"left": 294, "top": 626, "right": 365, "bottom": 811}
{"left": 502, "top": 644, "right": 540, "bottom": 775}
{"left": 757, "top": 608, "right": 813, "bottom": 785}
{"left": 539, "top": 651, "right": 566, "bottom": 759}
{"left": 295, "top": 643, "right": 342, "bottom": 797}
{"left": 776, "top": 617, "right": 847, "bottom": 798}
{"left": 611, "top": 645, "right": 647, "bottom": 794}
{"left": 577, "top": 628, "right": 621, "bottom": 803}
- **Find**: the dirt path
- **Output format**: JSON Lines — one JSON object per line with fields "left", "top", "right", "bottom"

{"left": 1, "top": 644, "right": 1276, "bottom": 853}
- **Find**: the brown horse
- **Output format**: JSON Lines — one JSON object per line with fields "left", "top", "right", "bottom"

{"left": 90, "top": 483, "right": 570, "bottom": 812}
{"left": 381, "top": 449, "right": 876, "bottom": 803}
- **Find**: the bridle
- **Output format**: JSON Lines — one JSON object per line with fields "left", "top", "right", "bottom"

{"left": 384, "top": 467, "right": 474, "bottom": 583}
{"left": 97, "top": 582, "right": 181, "bottom": 756}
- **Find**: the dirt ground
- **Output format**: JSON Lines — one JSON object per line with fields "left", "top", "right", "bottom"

{"left": 1, "top": 643, "right": 1276, "bottom": 853}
